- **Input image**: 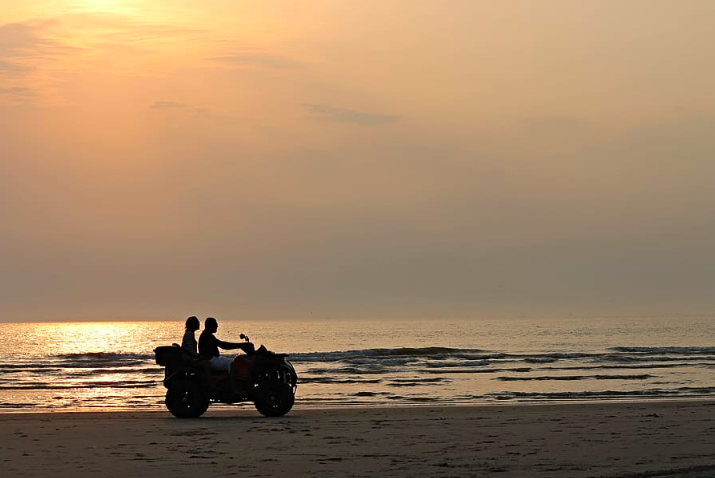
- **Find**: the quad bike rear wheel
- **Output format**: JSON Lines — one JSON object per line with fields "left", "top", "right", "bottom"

{"left": 165, "top": 381, "right": 210, "bottom": 418}
{"left": 253, "top": 379, "right": 295, "bottom": 417}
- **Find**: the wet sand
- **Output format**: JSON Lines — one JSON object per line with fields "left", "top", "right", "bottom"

{"left": 1, "top": 401, "right": 715, "bottom": 477}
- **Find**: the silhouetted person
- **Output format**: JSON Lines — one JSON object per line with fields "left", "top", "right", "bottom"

{"left": 199, "top": 317, "right": 254, "bottom": 394}
{"left": 181, "top": 316, "right": 200, "bottom": 356}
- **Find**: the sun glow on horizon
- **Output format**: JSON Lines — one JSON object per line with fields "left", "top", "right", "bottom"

{"left": 79, "top": 0, "right": 129, "bottom": 7}
{"left": 72, "top": 0, "right": 146, "bottom": 16}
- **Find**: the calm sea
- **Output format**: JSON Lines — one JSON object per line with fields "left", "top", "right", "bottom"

{"left": 1, "top": 317, "right": 714, "bottom": 412}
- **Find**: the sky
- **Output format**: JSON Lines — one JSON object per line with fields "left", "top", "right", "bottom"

{"left": 1, "top": 1, "right": 714, "bottom": 321}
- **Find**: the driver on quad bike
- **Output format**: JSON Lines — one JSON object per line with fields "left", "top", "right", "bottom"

{"left": 199, "top": 317, "right": 254, "bottom": 393}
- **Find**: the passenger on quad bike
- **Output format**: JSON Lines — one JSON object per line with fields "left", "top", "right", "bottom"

{"left": 199, "top": 317, "right": 254, "bottom": 393}
{"left": 181, "top": 316, "right": 201, "bottom": 355}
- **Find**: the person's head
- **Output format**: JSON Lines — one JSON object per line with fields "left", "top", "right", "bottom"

{"left": 185, "top": 316, "right": 200, "bottom": 332}
{"left": 205, "top": 317, "right": 218, "bottom": 333}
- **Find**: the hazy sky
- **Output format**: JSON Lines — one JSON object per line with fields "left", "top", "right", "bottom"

{"left": 1, "top": 1, "right": 714, "bottom": 321}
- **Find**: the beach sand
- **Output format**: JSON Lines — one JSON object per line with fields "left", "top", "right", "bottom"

{"left": 1, "top": 401, "right": 714, "bottom": 478}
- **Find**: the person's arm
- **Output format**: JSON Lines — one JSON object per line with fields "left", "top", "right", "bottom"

{"left": 216, "top": 337, "right": 255, "bottom": 354}
{"left": 216, "top": 338, "right": 243, "bottom": 350}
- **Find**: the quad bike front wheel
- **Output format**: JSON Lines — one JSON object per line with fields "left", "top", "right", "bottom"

{"left": 165, "top": 381, "right": 210, "bottom": 418}
{"left": 253, "top": 379, "right": 295, "bottom": 417}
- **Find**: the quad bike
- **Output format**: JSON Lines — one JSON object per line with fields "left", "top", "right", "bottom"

{"left": 154, "top": 335, "right": 297, "bottom": 418}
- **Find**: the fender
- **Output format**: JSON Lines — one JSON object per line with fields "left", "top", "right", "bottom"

{"left": 163, "top": 369, "right": 201, "bottom": 388}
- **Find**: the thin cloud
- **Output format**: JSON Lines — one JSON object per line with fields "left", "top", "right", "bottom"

{"left": 0, "top": 14, "right": 202, "bottom": 81}
{"left": 0, "top": 86, "right": 33, "bottom": 102}
{"left": 150, "top": 100, "right": 188, "bottom": 109}
{"left": 0, "top": 20, "right": 77, "bottom": 77}
{"left": 0, "top": 58, "right": 31, "bottom": 76}
{"left": 149, "top": 101, "right": 224, "bottom": 121}
{"left": 190, "top": 107, "right": 211, "bottom": 117}
{"left": 0, "top": 86, "right": 31, "bottom": 94}
{"left": 61, "top": 12, "right": 202, "bottom": 42}
{"left": 304, "top": 104, "right": 400, "bottom": 126}
{"left": 208, "top": 53, "right": 302, "bottom": 69}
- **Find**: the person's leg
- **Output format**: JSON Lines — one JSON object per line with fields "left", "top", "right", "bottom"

{"left": 201, "top": 360, "right": 215, "bottom": 390}
{"left": 228, "top": 363, "right": 237, "bottom": 395}
{"left": 210, "top": 357, "right": 237, "bottom": 395}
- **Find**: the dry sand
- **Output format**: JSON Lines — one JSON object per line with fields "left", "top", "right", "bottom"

{"left": 1, "top": 401, "right": 715, "bottom": 478}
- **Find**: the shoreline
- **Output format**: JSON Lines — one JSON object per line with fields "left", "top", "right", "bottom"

{"left": 2, "top": 400, "right": 714, "bottom": 477}
{"left": 3, "top": 395, "right": 715, "bottom": 415}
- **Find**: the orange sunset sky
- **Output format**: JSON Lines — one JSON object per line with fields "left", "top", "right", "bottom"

{"left": 1, "top": 1, "right": 714, "bottom": 321}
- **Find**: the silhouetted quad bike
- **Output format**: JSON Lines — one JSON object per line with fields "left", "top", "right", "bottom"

{"left": 155, "top": 336, "right": 297, "bottom": 418}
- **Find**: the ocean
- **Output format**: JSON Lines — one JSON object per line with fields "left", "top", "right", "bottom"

{"left": 1, "top": 317, "right": 714, "bottom": 412}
